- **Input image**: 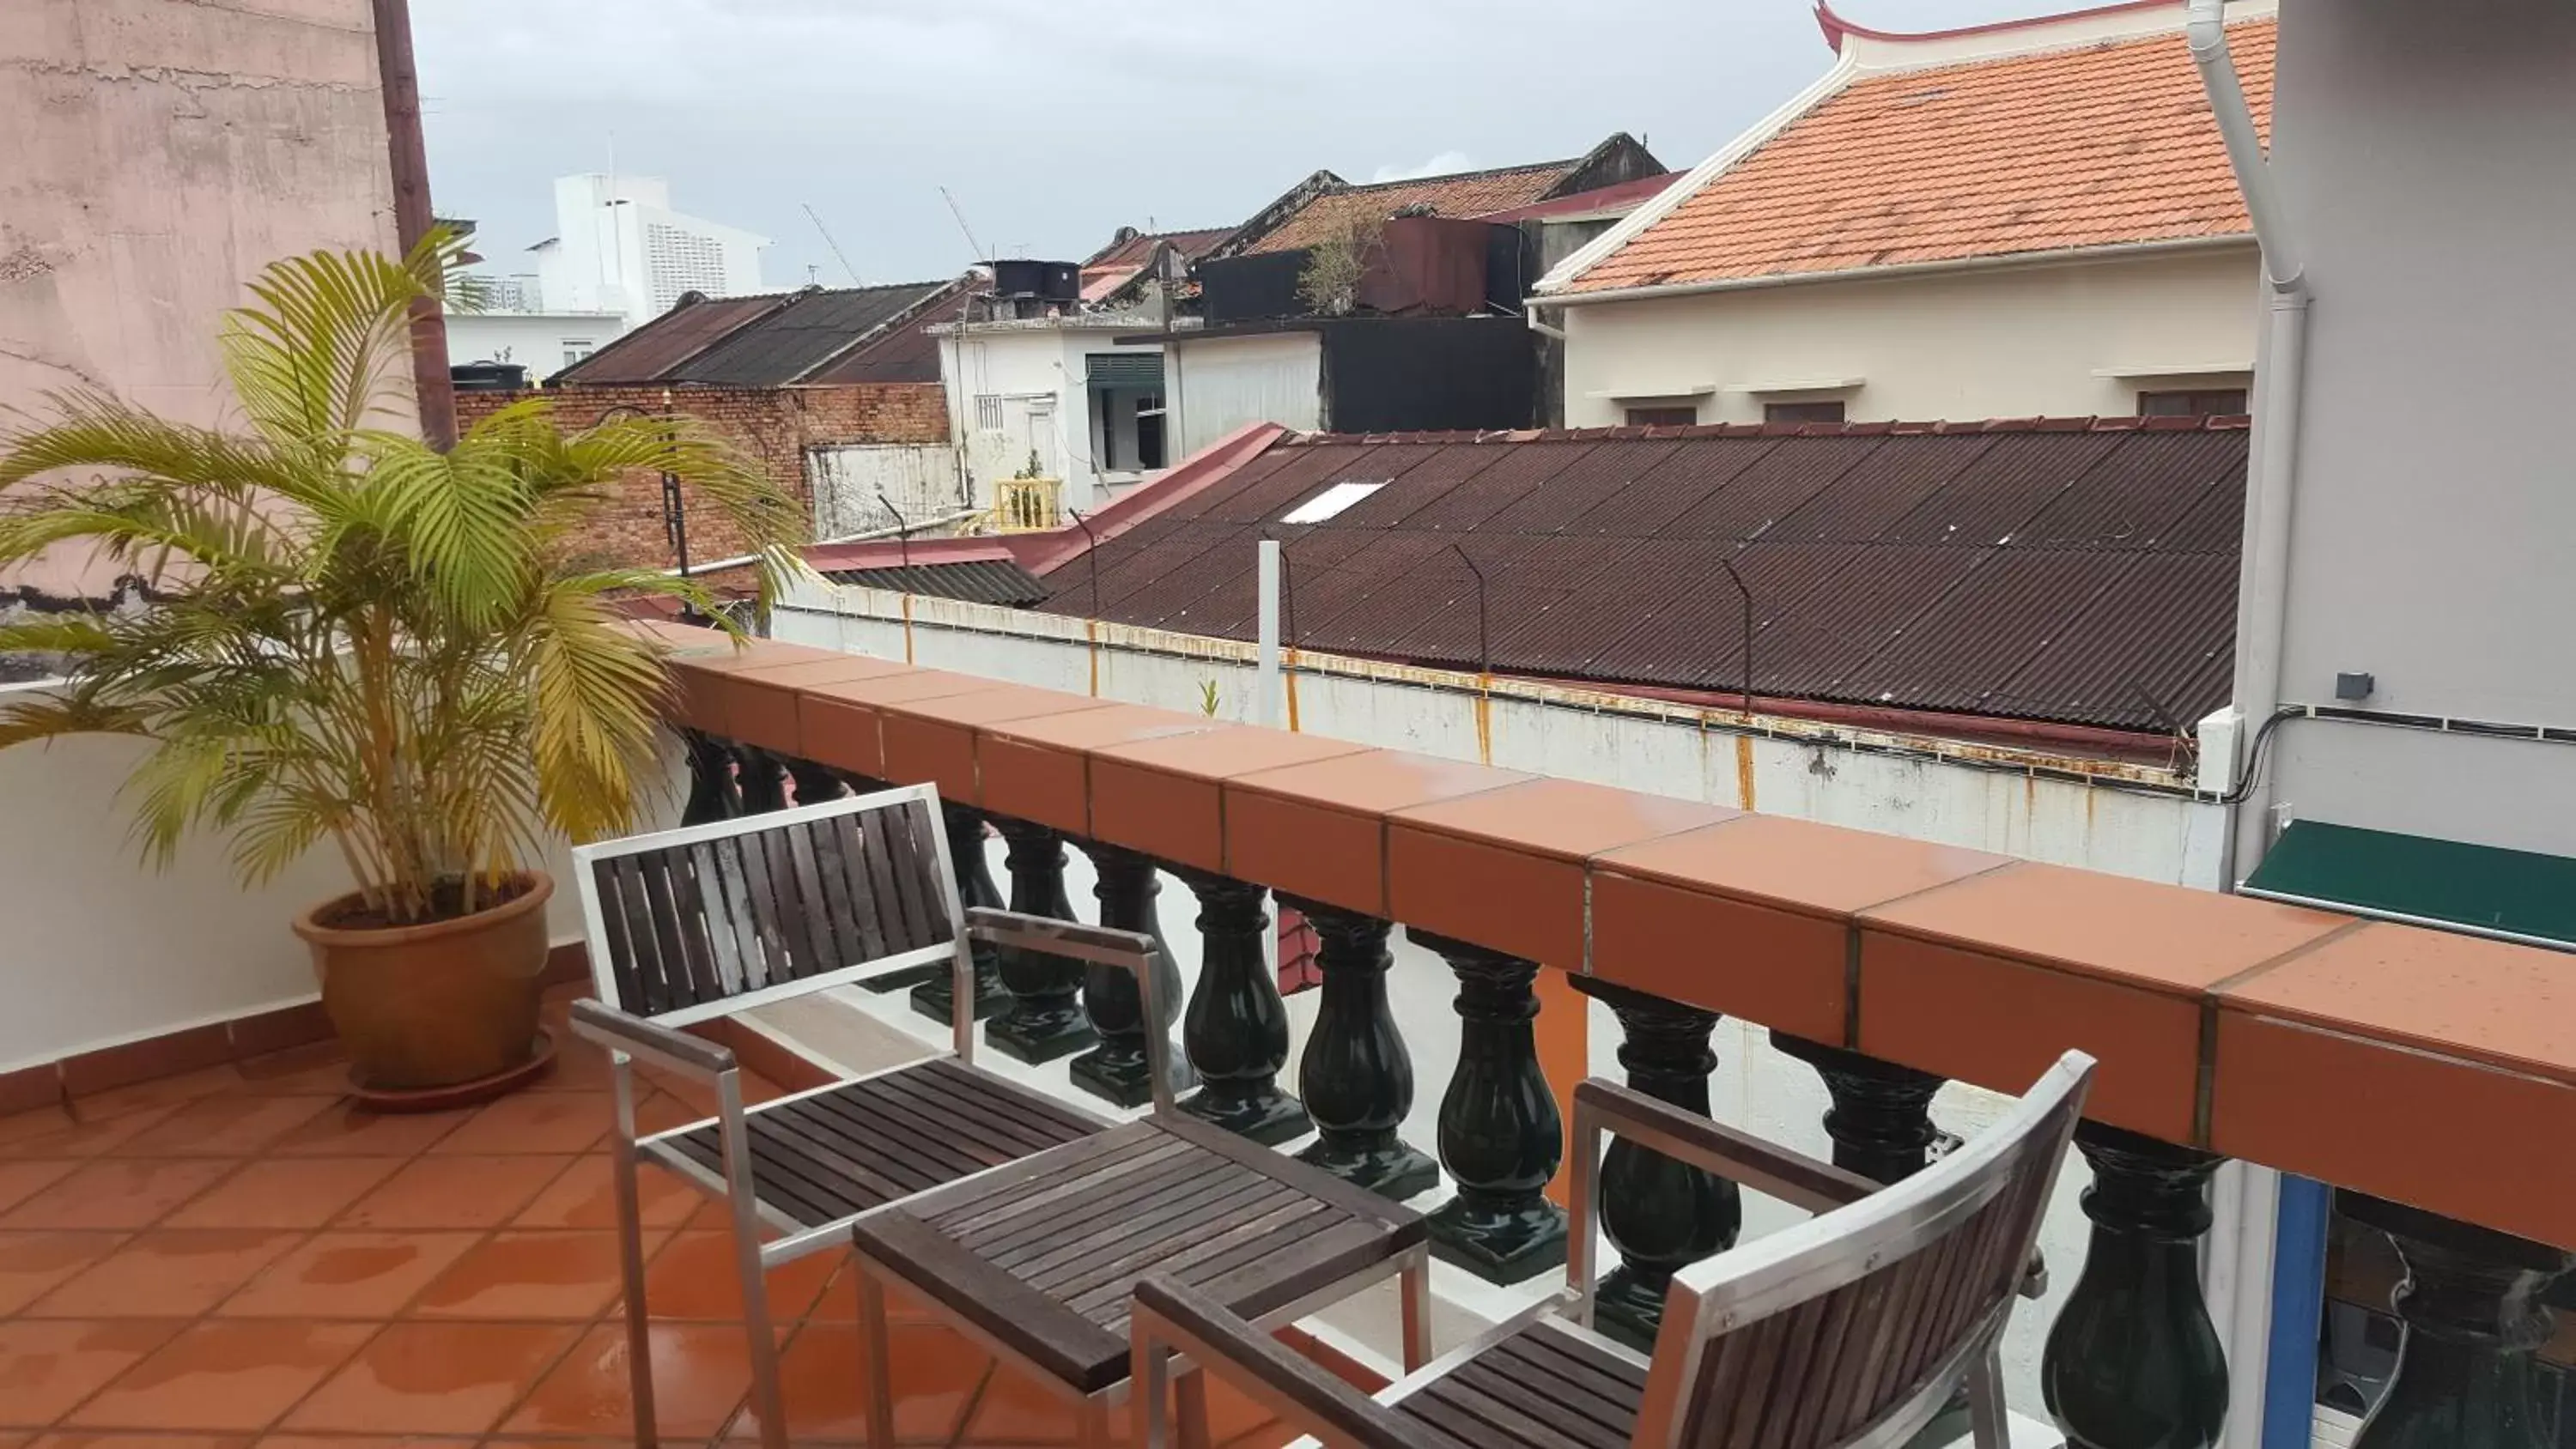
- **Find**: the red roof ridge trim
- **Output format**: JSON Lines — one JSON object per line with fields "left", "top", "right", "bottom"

{"left": 1273, "top": 415, "right": 2251, "bottom": 446}
{"left": 1813, "top": 0, "right": 2180, "bottom": 55}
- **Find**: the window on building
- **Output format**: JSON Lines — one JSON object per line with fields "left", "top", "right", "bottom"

{"left": 1625, "top": 405, "right": 1698, "bottom": 427}
{"left": 2139, "top": 388, "right": 2250, "bottom": 417}
{"left": 561, "top": 341, "right": 595, "bottom": 367}
{"left": 1765, "top": 399, "right": 1847, "bottom": 424}
{"left": 973, "top": 395, "right": 1005, "bottom": 432}
{"left": 1134, "top": 392, "right": 1167, "bottom": 470}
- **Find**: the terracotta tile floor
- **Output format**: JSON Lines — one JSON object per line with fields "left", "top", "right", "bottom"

{"left": 0, "top": 985, "right": 1296, "bottom": 1448}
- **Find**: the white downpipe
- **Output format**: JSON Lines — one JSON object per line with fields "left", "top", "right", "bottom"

{"left": 2184, "top": 0, "right": 2309, "bottom": 879}
{"left": 1255, "top": 539, "right": 1283, "bottom": 727}
{"left": 2188, "top": 9, "right": 2308, "bottom": 1447}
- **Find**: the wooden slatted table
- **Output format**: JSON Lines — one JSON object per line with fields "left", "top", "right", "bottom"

{"left": 851, "top": 1112, "right": 1428, "bottom": 1434}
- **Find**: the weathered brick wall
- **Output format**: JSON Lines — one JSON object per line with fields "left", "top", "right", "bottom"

{"left": 455, "top": 383, "right": 949, "bottom": 574}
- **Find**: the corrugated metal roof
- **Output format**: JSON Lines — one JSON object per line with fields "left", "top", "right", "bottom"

{"left": 1031, "top": 418, "right": 2250, "bottom": 735}
{"left": 553, "top": 294, "right": 787, "bottom": 386}
{"left": 671, "top": 282, "right": 953, "bottom": 386}
{"left": 801, "top": 288, "right": 967, "bottom": 385}
{"left": 823, "top": 559, "right": 1049, "bottom": 607}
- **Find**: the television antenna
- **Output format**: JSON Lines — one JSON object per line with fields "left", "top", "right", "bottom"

{"left": 802, "top": 203, "right": 861, "bottom": 286}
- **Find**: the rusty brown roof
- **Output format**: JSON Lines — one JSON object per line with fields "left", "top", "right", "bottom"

{"left": 1030, "top": 417, "right": 2247, "bottom": 735}
{"left": 550, "top": 293, "right": 787, "bottom": 386}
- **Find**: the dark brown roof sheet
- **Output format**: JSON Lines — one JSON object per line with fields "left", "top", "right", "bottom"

{"left": 822, "top": 559, "right": 1049, "bottom": 606}
{"left": 1031, "top": 417, "right": 2249, "bottom": 734}
{"left": 803, "top": 288, "right": 968, "bottom": 385}
{"left": 552, "top": 294, "right": 786, "bottom": 386}
{"left": 671, "top": 282, "right": 953, "bottom": 386}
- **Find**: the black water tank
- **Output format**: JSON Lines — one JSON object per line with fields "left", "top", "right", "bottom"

{"left": 991, "top": 258, "right": 1081, "bottom": 303}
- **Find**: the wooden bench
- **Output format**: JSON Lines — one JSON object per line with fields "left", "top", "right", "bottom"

{"left": 1133, "top": 1051, "right": 2096, "bottom": 1449}
{"left": 565, "top": 784, "right": 1158, "bottom": 1449}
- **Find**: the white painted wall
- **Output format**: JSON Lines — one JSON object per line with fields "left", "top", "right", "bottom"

{"left": 771, "top": 580, "right": 2219, "bottom": 1418}
{"left": 1167, "top": 331, "right": 1324, "bottom": 458}
{"left": 939, "top": 323, "right": 1169, "bottom": 515}
{"left": 444, "top": 312, "right": 628, "bottom": 374}
{"left": 2257, "top": 0, "right": 2576, "bottom": 855}
{"left": 0, "top": 680, "right": 683, "bottom": 1072}
{"left": 1559, "top": 246, "right": 2262, "bottom": 426}
{"left": 810, "top": 443, "right": 967, "bottom": 539}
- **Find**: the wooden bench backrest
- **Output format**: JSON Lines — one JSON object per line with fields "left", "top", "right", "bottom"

{"left": 1635, "top": 1052, "right": 2093, "bottom": 1449}
{"left": 572, "top": 785, "right": 960, "bottom": 1027}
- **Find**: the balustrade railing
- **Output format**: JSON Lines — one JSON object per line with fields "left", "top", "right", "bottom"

{"left": 680, "top": 737, "right": 2566, "bottom": 1447}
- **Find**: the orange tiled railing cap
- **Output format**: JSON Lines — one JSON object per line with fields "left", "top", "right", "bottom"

{"left": 653, "top": 630, "right": 2576, "bottom": 1251}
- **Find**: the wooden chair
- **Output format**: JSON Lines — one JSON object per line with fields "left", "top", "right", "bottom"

{"left": 565, "top": 784, "right": 1157, "bottom": 1449}
{"left": 845, "top": 952, "right": 1436, "bottom": 1449}
{"left": 1133, "top": 1050, "right": 2096, "bottom": 1449}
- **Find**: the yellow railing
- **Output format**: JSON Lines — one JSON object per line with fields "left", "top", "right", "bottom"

{"left": 993, "top": 476, "right": 1063, "bottom": 533}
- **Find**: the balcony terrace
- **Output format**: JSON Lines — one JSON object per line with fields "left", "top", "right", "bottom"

{"left": 3, "top": 625, "right": 2568, "bottom": 1448}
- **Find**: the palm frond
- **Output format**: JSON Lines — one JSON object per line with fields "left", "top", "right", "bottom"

{"left": 0, "top": 229, "right": 804, "bottom": 924}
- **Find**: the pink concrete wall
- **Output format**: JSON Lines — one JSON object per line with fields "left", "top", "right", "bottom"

{"left": 0, "top": 0, "right": 403, "bottom": 599}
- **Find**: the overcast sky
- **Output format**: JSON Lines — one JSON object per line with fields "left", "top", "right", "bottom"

{"left": 416, "top": 0, "right": 2060, "bottom": 289}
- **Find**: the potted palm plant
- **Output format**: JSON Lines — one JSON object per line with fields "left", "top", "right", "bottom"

{"left": 0, "top": 234, "right": 805, "bottom": 1096}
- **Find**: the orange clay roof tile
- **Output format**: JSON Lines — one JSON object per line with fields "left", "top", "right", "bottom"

{"left": 1571, "top": 19, "right": 2274, "bottom": 293}
{"left": 1248, "top": 163, "right": 1580, "bottom": 255}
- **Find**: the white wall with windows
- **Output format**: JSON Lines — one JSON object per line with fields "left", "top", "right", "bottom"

{"left": 1558, "top": 245, "right": 2261, "bottom": 427}
{"left": 530, "top": 173, "right": 769, "bottom": 330}
{"left": 936, "top": 319, "right": 1171, "bottom": 516}
{"left": 442, "top": 311, "right": 628, "bottom": 378}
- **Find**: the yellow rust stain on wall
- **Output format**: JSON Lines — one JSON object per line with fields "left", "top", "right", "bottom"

{"left": 901, "top": 594, "right": 915, "bottom": 664}
{"left": 1473, "top": 676, "right": 1493, "bottom": 765}
{"left": 1285, "top": 650, "right": 1303, "bottom": 731}
{"left": 1735, "top": 734, "right": 1758, "bottom": 811}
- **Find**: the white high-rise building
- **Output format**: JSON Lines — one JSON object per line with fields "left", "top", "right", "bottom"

{"left": 529, "top": 173, "right": 769, "bottom": 330}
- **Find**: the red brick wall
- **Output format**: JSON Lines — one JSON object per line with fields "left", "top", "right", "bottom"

{"left": 454, "top": 382, "right": 948, "bottom": 574}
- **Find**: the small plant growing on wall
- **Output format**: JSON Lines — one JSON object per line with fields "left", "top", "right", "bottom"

{"left": 1297, "top": 207, "right": 1386, "bottom": 318}
{"left": 1198, "top": 678, "right": 1222, "bottom": 717}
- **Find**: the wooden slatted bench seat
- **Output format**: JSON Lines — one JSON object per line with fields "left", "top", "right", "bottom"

{"left": 566, "top": 785, "right": 1163, "bottom": 1449}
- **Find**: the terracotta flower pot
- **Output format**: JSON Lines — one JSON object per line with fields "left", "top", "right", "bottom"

{"left": 293, "top": 872, "right": 555, "bottom": 1091}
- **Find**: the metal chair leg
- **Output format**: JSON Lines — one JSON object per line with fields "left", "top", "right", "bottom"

{"left": 1077, "top": 1398, "right": 1115, "bottom": 1449}
{"left": 610, "top": 1068, "right": 660, "bottom": 1449}
{"left": 1400, "top": 1246, "right": 1434, "bottom": 1372}
{"left": 1176, "top": 1368, "right": 1213, "bottom": 1449}
{"left": 860, "top": 1269, "right": 896, "bottom": 1449}
{"left": 1966, "top": 1341, "right": 2009, "bottom": 1449}
{"left": 732, "top": 1217, "right": 787, "bottom": 1449}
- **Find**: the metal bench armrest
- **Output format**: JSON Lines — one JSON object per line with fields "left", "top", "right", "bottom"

{"left": 966, "top": 908, "right": 1156, "bottom": 968}
{"left": 1567, "top": 1077, "right": 1881, "bottom": 1325}
{"left": 966, "top": 907, "right": 1176, "bottom": 1113}
{"left": 1132, "top": 1276, "right": 1417, "bottom": 1449}
{"left": 569, "top": 998, "right": 738, "bottom": 1081}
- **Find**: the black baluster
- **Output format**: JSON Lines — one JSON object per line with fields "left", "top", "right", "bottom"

{"left": 781, "top": 757, "right": 847, "bottom": 806}
{"left": 1773, "top": 1033, "right": 1976, "bottom": 1441}
{"left": 2042, "top": 1123, "right": 2230, "bottom": 1449}
{"left": 826, "top": 770, "right": 939, "bottom": 993}
{"left": 1281, "top": 898, "right": 1435, "bottom": 1201}
{"left": 982, "top": 817, "right": 1097, "bottom": 1064}
{"left": 1572, "top": 980, "right": 1736, "bottom": 1349}
{"left": 910, "top": 802, "right": 1010, "bottom": 1022}
{"left": 2342, "top": 1194, "right": 2573, "bottom": 1449}
{"left": 733, "top": 744, "right": 790, "bottom": 814}
{"left": 1769, "top": 1032, "right": 1959, "bottom": 1184}
{"left": 1169, "top": 867, "right": 1308, "bottom": 1144}
{"left": 680, "top": 730, "right": 742, "bottom": 825}
{"left": 1067, "top": 843, "right": 1193, "bottom": 1107}
{"left": 1417, "top": 930, "right": 1566, "bottom": 1284}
